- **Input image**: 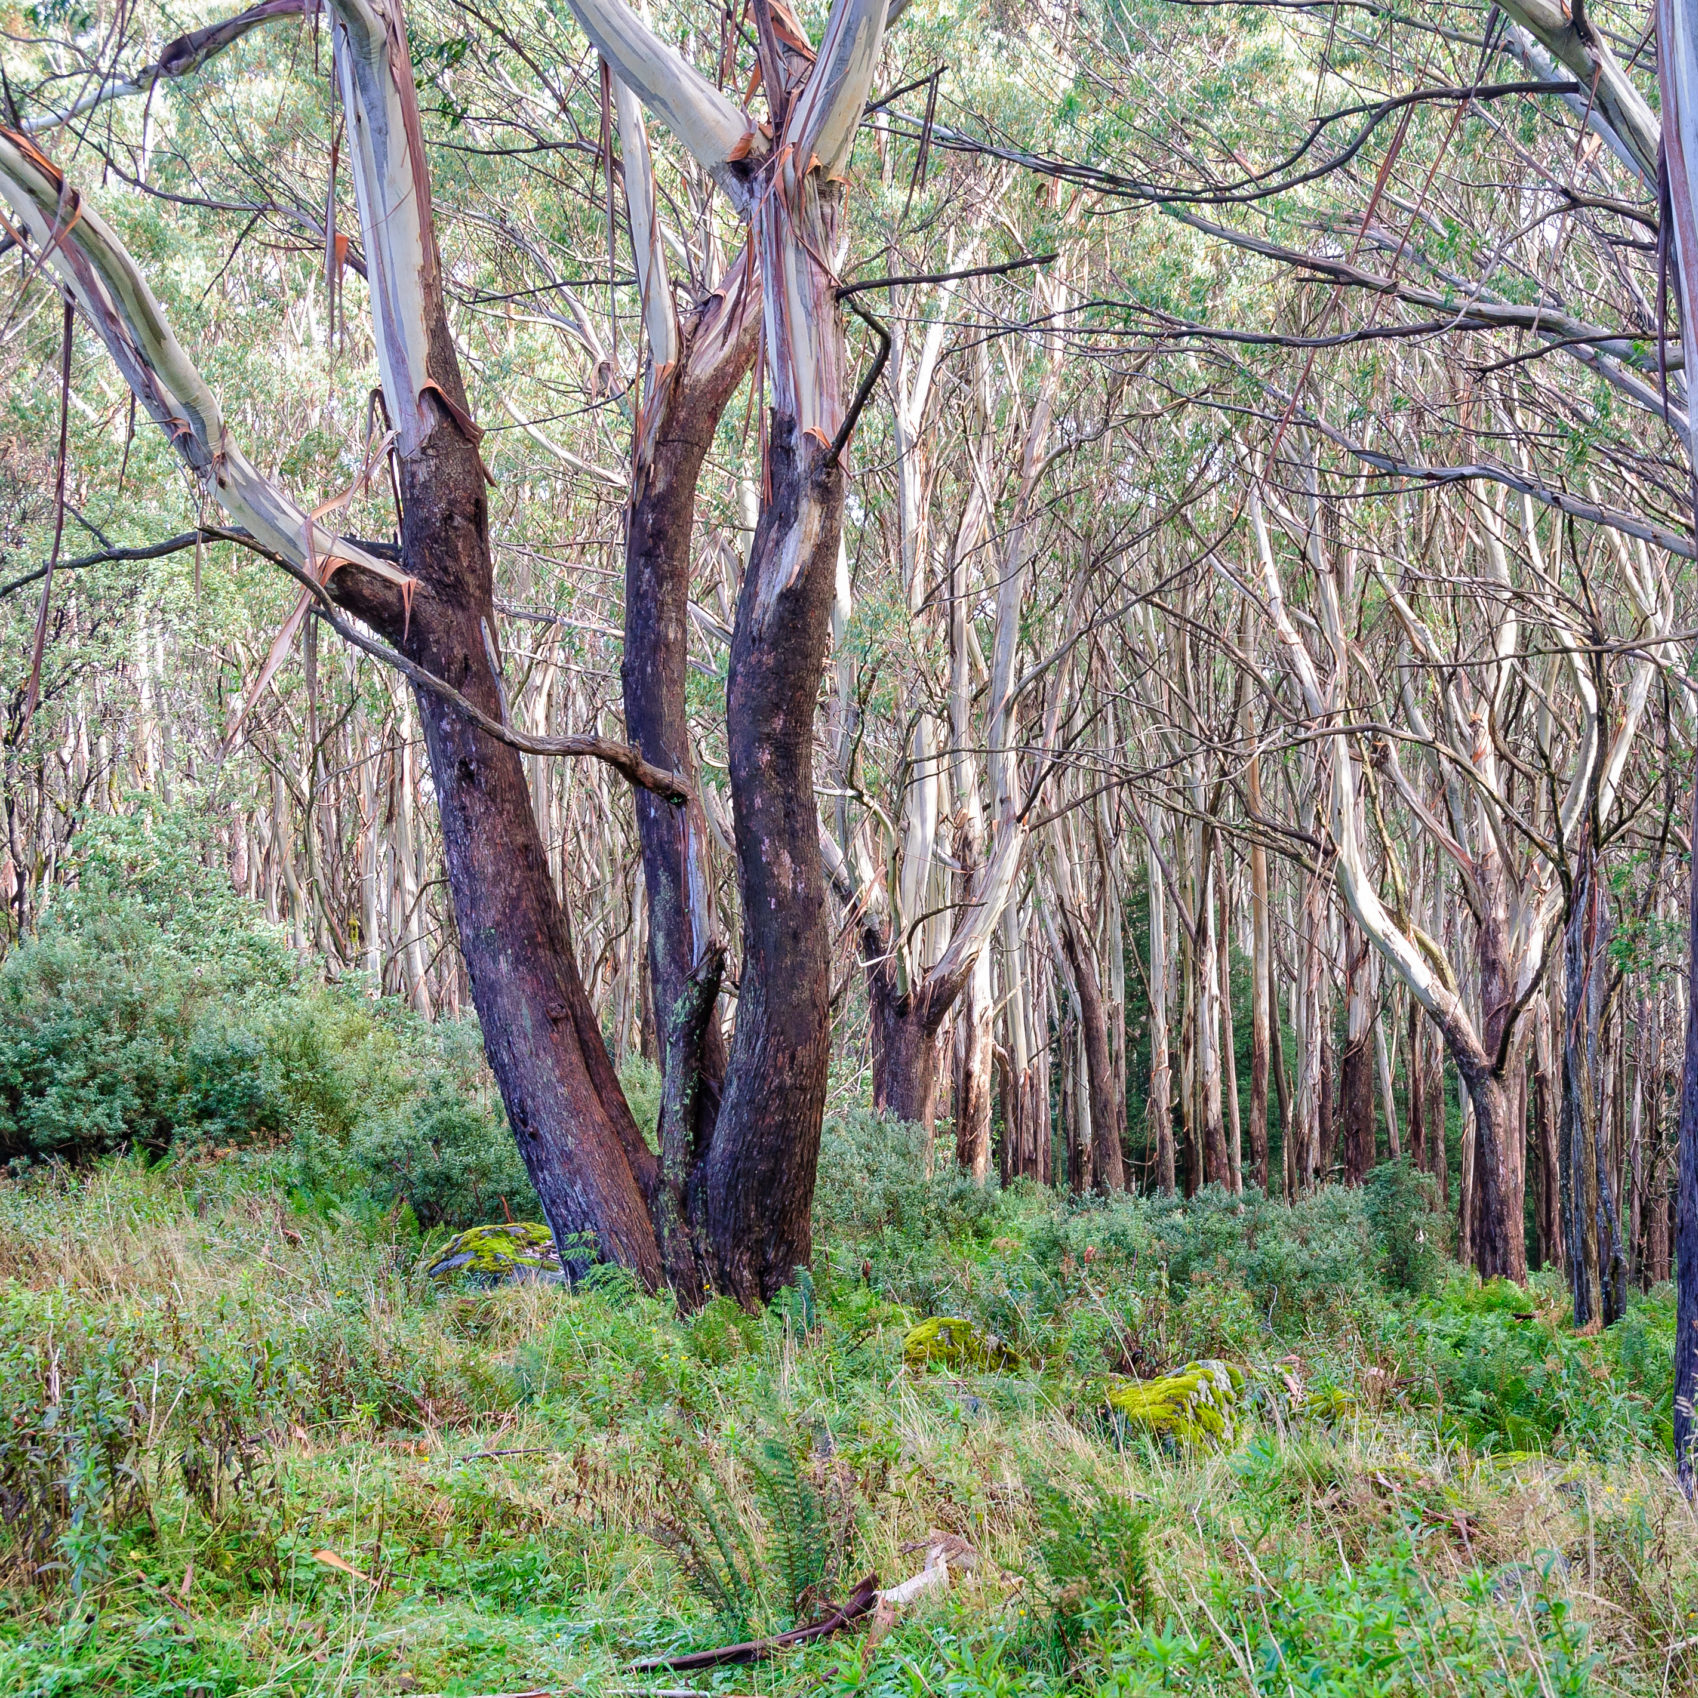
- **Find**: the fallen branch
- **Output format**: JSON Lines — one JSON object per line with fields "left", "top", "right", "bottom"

{"left": 627, "top": 1573, "right": 880, "bottom": 1670}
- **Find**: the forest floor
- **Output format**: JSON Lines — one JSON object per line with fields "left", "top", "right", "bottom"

{"left": 0, "top": 1121, "right": 1693, "bottom": 1698}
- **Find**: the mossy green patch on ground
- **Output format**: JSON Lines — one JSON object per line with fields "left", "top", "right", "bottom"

{"left": 903, "top": 1314, "right": 1020, "bottom": 1371}
{"left": 425, "top": 1221, "right": 561, "bottom": 1282}
{"left": 1106, "top": 1358, "right": 1243, "bottom": 1446}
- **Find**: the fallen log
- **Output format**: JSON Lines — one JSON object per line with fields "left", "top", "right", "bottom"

{"left": 627, "top": 1573, "right": 880, "bottom": 1670}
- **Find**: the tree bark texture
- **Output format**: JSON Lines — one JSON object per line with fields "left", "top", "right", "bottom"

{"left": 699, "top": 420, "right": 842, "bottom": 1304}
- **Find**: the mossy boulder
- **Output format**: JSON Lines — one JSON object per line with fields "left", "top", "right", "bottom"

{"left": 1107, "top": 1359, "right": 1245, "bottom": 1447}
{"left": 425, "top": 1222, "right": 562, "bottom": 1284}
{"left": 903, "top": 1315, "right": 1020, "bottom": 1371}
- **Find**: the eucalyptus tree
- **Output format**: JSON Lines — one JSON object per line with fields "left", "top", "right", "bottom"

{"left": 0, "top": 0, "right": 907, "bottom": 1305}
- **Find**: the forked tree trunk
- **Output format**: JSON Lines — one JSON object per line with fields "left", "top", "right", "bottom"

{"left": 561, "top": 0, "right": 891, "bottom": 1303}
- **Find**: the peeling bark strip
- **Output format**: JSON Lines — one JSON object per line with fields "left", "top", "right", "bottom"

{"left": 25, "top": 0, "right": 308, "bottom": 133}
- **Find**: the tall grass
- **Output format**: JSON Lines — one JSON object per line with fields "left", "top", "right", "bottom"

{"left": 0, "top": 1111, "right": 1689, "bottom": 1696}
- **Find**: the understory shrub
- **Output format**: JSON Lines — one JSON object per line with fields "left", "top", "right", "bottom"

{"left": 1033, "top": 1182, "right": 1383, "bottom": 1324}
{"left": 0, "top": 800, "right": 533, "bottom": 1231}
{"left": 812, "top": 1106, "right": 1004, "bottom": 1251}
{"left": 1409, "top": 1277, "right": 1672, "bottom": 1455}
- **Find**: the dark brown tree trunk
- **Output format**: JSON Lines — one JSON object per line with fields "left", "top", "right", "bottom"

{"left": 699, "top": 421, "right": 842, "bottom": 1305}
{"left": 1318, "top": 1029, "right": 1336, "bottom": 1180}
{"left": 621, "top": 290, "right": 757, "bottom": 1287}
{"left": 1465, "top": 1072, "right": 1516, "bottom": 1276}
{"left": 1059, "top": 910, "right": 1126, "bottom": 1192}
{"left": 869, "top": 965, "right": 943, "bottom": 1131}
{"left": 336, "top": 395, "right": 666, "bottom": 1288}
{"left": 1563, "top": 834, "right": 1627, "bottom": 1326}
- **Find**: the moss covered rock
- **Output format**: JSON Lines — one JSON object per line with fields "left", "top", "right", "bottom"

{"left": 425, "top": 1222, "right": 561, "bottom": 1284}
{"left": 903, "top": 1315, "right": 1020, "bottom": 1371}
{"left": 1107, "top": 1359, "right": 1244, "bottom": 1447}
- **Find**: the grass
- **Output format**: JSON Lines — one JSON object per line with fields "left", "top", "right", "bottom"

{"left": 0, "top": 1122, "right": 1693, "bottom": 1698}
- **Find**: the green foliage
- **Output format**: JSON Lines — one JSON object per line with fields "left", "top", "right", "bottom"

{"left": 1032, "top": 1182, "right": 1387, "bottom": 1324}
{"left": 1364, "top": 1158, "right": 1446, "bottom": 1295}
{"left": 812, "top": 1106, "right": 1005, "bottom": 1251}
{"left": 1406, "top": 1278, "right": 1671, "bottom": 1457}
{"left": 654, "top": 1423, "right": 856, "bottom": 1640}
{"left": 1028, "top": 1471, "right": 1150, "bottom": 1648}
{"left": 0, "top": 811, "right": 298, "bottom": 1162}
{"left": 349, "top": 1078, "right": 538, "bottom": 1231}
{"left": 619, "top": 1053, "right": 663, "bottom": 1149}
{"left": 0, "top": 1146, "right": 1687, "bottom": 1697}
{"left": 0, "top": 805, "right": 536, "bottom": 1231}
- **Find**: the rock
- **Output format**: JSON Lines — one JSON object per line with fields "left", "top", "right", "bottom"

{"left": 425, "top": 1222, "right": 563, "bottom": 1284}
{"left": 902, "top": 1316, "right": 1020, "bottom": 1371}
{"left": 1107, "top": 1359, "right": 1244, "bottom": 1447}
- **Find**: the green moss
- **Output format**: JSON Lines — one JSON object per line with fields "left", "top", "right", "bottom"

{"left": 426, "top": 1221, "right": 560, "bottom": 1282}
{"left": 1107, "top": 1359, "right": 1244, "bottom": 1447}
{"left": 903, "top": 1314, "right": 1020, "bottom": 1371}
